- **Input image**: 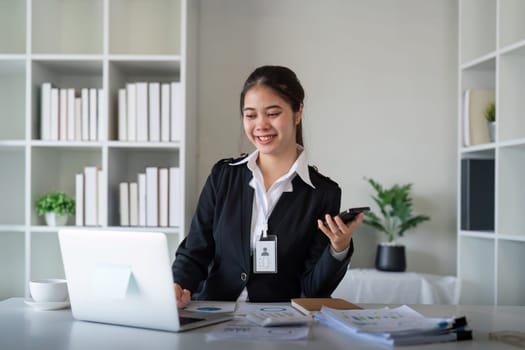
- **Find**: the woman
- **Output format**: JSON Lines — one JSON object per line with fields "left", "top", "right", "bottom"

{"left": 172, "top": 65, "right": 363, "bottom": 306}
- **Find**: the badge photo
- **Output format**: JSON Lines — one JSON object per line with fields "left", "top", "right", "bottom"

{"left": 254, "top": 235, "right": 277, "bottom": 273}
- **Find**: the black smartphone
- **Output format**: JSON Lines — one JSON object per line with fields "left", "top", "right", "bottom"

{"left": 322, "top": 206, "right": 370, "bottom": 226}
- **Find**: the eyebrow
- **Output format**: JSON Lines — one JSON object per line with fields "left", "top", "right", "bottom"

{"left": 242, "top": 105, "right": 283, "bottom": 112}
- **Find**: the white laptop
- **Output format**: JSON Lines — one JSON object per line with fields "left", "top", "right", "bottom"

{"left": 58, "top": 229, "right": 233, "bottom": 332}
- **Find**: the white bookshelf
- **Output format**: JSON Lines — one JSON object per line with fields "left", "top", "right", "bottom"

{"left": 0, "top": 0, "right": 197, "bottom": 299}
{"left": 458, "top": 0, "right": 525, "bottom": 305}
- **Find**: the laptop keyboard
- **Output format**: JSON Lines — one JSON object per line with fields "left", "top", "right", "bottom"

{"left": 179, "top": 316, "right": 205, "bottom": 325}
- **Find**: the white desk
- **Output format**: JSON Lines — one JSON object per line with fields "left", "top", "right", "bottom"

{"left": 333, "top": 268, "right": 460, "bottom": 304}
{"left": 1, "top": 298, "right": 524, "bottom": 350}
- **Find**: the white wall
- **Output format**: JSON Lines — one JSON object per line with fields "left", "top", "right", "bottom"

{"left": 196, "top": 0, "right": 458, "bottom": 275}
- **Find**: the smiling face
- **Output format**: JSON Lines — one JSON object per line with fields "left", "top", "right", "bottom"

{"left": 242, "top": 85, "right": 302, "bottom": 159}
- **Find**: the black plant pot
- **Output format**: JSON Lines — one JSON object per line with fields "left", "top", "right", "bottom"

{"left": 375, "top": 243, "right": 406, "bottom": 272}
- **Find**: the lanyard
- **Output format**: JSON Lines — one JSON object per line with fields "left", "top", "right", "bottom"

{"left": 261, "top": 223, "right": 268, "bottom": 239}
{"left": 254, "top": 182, "right": 270, "bottom": 240}
{"left": 252, "top": 169, "right": 271, "bottom": 242}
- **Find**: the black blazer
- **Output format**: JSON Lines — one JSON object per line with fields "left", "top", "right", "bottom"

{"left": 172, "top": 157, "right": 353, "bottom": 302}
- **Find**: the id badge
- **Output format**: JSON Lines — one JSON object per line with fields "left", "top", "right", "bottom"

{"left": 253, "top": 235, "right": 277, "bottom": 273}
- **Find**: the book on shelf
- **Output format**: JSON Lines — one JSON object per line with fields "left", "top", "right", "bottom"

{"left": 291, "top": 298, "right": 361, "bottom": 316}
{"left": 161, "top": 83, "right": 170, "bottom": 142}
{"left": 67, "top": 88, "right": 75, "bottom": 141}
{"left": 146, "top": 167, "right": 159, "bottom": 227}
{"left": 75, "top": 166, "right": 180, "bottom": 229}
{"left": 97, "top": 169, "right": 106, "bottom": 226}
{"left": 89, "top": 88, "right": 97, "bottom": 141}
{"left": 149, "top": 82, "right": 161, "bottom": 142}
{"left": 73, "top": 166, "right": 105, "bottom": 227}
{"left": 460, "top": 158, "right": 495, "bottom": 231}
{"left": 75, "top": 173, "right": 84, "bottom": 226}
{"left": 118, "top": 88, "right": 127, "bottom": 141}
{"left": 136, "top": 82, "right": 149, "bottom": 142}
{"left": 41, "top": 82, "right": 52, "bottom": 140}
{"left": 98, "top": 89, "right": 104, "bottom": 141}
{"left": 39, "top": 83, "right": 102, "bottom": 142}
{"left": 117, "top": 81, "right": 179, "bottom": 143}
{"left": 50, "top": 88, "right": 59, "bottom": 141}
{"left": 129, "top": 182, "right": 138, "bottom": 226}
{"left": 315, "top": 305, "right": 472, "bottom": 346}
{"left": 81, "top": 88, "right": 89, "bottom": 141}
{"left": 127, "top": 83, "right": 137, "bottom": 142}
{"left": 119, "top": 182, "right": 129, "bottom": 226}
{"left": 463, "top": 89, "right": 494, "bottom": 146}
{"left": 59, "top": 88, "right": 67, "bottom": 140}
{"left": 84, "top": 166, "right": 99, "bottom": 226}
{"left": 138, "top": 173, "right": 146, "bottom": 227}
{"left": 159, "top": 168, "right": 169, "bottom": 227}
{"left": 74, "top": 97, "right": 81, "bottom": 141}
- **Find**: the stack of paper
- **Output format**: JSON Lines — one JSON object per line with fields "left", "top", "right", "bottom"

{"left": 205, "top": 304, "right": 311, "bottom": 342}
{"left": 315, "top": 305, "right": 472, "bottom": 346}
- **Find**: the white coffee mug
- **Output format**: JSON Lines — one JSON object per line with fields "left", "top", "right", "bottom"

{"left": 29, "top": 279, "right": 68, "bottom": 303}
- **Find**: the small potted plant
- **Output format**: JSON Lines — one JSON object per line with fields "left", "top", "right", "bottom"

{"left": 35, "top": 192, "right": 75, "bottom": 226}
{"left": 485, "top": 101, "right": 496, "bottom": 142}
{"left": 363, "top": 178, "right": 430, "bottom": 271}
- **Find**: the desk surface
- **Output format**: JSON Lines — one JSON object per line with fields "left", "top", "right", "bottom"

{"left": 1, "top": 298, "right": 524, "bottom": 350}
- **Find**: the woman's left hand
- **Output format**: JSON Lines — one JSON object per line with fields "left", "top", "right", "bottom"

{"left": 317, "top": 212, "right": 364, "bottom": 253}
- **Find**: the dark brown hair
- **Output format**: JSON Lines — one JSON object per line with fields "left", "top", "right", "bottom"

{"left": 240, "top": 66, "right": 305, "bottom": 146}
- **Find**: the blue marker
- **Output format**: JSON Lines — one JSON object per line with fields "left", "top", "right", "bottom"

{"left": 197, "top": 306, "right": 222, "bottom": 312}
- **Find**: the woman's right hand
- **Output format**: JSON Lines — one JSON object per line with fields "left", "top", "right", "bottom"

{"left": 174, "top": 283, "right": 191, "bottom": 308}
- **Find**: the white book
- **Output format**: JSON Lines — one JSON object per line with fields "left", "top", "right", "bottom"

{"left": 170, "top": 82, "right": 183, "bottom": 142}
{"left": 50, "top": 88, "right": 59, "bottom": 141}
{"left": 136, "top": 82, "right": 149, "bottom": 142}
{"left": 127, "top": 83, "right": 137, "bottom": 141}
{"left": 84, "top": 166, "right": 98, "bottom": 226}
{"left": 138, "top": 173, "right": 146, "bottom": 226}
{"left": 41, "top": 82, "right": 52, "bottom": 140}
{"left": 159, "top": 168, "right": 169, "bottom": 227}
{"left": 161, "top": 83, "right": 170, "bottom": 142}
{"left": 81, "top": 88, "right": 89, "bottom": 141}
{"left": 97, "top": 168, "right": 106, "bottom": 226}
{"left": 75, "top": 97, "right": 82, "bottom": 141}
{"left": 98, "top": 89, "right": 104, "bottom": 141}
{"left": 129, "top": 182, "right": 138, "bottom": 226}
{"left": 145, "top": 167, "right": 158, "bottom": 227}
{"left": 118, "top": 88, "right": 127, "bottom": 141}
{"left": 89, "top": 88, "right": 97, "bottom": 141}
{"left": 75, "top": 173, "right": 84, "bottom": 226}
{"left": 59, "top": 88, "right": 67, "bottom": 141}
{"left": 169, "top": 167, "right": 182, "bottom": 227}
{"left": 149, "top": 82, "right": 160, "bottom": 142}
{"left": 119, "top": 182, "right": 129, "bottom": 226}
{"left": 67, "top": 88, "right": 75, "bottom": 141}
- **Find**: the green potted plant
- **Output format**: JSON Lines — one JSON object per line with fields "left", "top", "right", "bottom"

{"left": 484, "top": 101, "right": 496, "bottom": 142}
{"left": 35, "top": 192, "right": 75, "bottom": 226}
{"left": 363, "top": 178, "right": 430, "bottom": 271}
